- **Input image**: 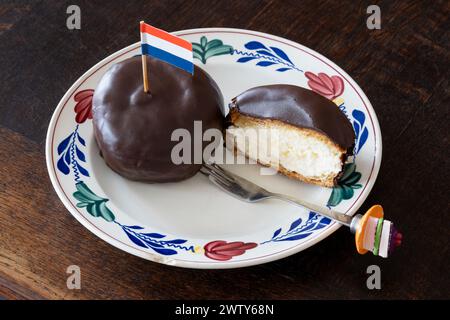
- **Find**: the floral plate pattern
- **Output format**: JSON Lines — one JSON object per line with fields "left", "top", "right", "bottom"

{"left": 46, "top": 28, "right": 381, "bottom": 269}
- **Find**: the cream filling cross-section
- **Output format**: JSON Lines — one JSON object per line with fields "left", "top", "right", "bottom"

{"left": 226, "top": 120, "right": 343, "bottom": 181}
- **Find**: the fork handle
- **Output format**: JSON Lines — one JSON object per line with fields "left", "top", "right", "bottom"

{"left": 270, "top": 193, "right": 353, "bottom": 226}
{"left": 272, "top": 194, "right": 400, "bottom": 256}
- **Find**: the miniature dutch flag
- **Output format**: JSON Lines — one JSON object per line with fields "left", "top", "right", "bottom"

{"left": 140, "top": 22, "right": 193, "bottom": 74}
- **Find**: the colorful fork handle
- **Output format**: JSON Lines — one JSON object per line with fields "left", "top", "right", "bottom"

{"left": 349, "top": 205, "right": 402, "bottom": 257}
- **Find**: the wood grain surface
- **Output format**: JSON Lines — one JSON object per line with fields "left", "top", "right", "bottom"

{"left": 0, "top": 0, "right": 449, "bottom": 299}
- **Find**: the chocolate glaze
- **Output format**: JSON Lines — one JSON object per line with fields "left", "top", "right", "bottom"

{"left": 92, "top": 56, "right": 224, "bottom": 183}
{"left": 229, "top": 84, "right": 355, "bottom": 152}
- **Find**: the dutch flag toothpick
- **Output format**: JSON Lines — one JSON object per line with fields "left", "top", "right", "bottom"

{"left": 140, "top": 21, "right": 193, "bottom": 92}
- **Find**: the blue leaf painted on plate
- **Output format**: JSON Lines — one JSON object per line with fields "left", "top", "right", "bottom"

{"left": 272, "top": 228, "right": 282, "bottom": 239}
{"left": 308, "top": 212, "right": 317, "bottom": 220}
{"left": 121, "top": 226, "right": 183, "bottom": 255}
{"left": 64, "top": 149, "right": 71, "bottom": 165}
{"left": 353, "top": 121, "right": 360, "bottom": 137}
{"left": 150, "top": 247, "right": 178, "bottom": 256}
{"left": 141, "top": 239, "right": 165, "bottom": 248}
{"left": 256, "top": 49, "right": 277, "bottom": 58}
{"left": 164, "top": 239, "right": 188, "bottom": 244}
{"left": 77, "top": 133, "right": 86, "bottom": 146}
{"left": 296, "top": 222, "right": 319, "bottom": 233}
{"left": 358, "top": 127, "right": 369, "bottom": 152}
{"left": 256, "top": 61, "right": 276, "bottom": 67}
{"left": 124, "top": 230, "right": 147, "bottom": 248}
{"left": 280, "top": 233, "right": 312, "bottom": 241}
{"left": 276, "top": 67, "right": 291, "bottom": 72}
{"left": 143, "top": 233, "right": 166, "bottom": 239}
{"left": 270, "top": 46, "right": 293, "bottom": 64}
{"left": 75, "top": 145, "right": 86, "bottom": 162}
{"left": 288, "top": 218, "right": 302, "bottom": 231}
{"left": 351, "top": 109, "right": 368, "bottom": 153}
{"left": 237, "top": 56, "right": 257, "bottom": 63}
{"left": 127, "top": 225, "right": 144, "bottom": 230}
{"left": 244, "top": 41, "right": 268, "bottom": 50}
{"left": 57, "top": 133, "right": 73, "bottom": 155}
{"left": 262, "top": 212, "right": 331, "bottom": 244}
{"left": 352, "top": 110, "right": 365, "bottom": 126}
{"left": 320, "top": 217, "right": 332, "bottom": 225}
{"left": 303, "top": 219, "right": 329, "bottom": 233}
{"left": 76, "top": 162, "right": 89, "bottom": 177}
{"left": 57, "top": 156, "right": 70, "bottom": 174}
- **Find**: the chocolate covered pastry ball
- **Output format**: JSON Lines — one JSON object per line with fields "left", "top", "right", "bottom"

{"left": 92, "top": 56, "right": 224, "bottom": 182}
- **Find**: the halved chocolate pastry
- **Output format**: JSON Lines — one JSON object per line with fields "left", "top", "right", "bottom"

{"left": 226, "top": 85, "right": 355, "bottom": 187}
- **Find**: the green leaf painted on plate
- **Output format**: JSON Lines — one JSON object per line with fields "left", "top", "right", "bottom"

{"left": 341, "top": 185, "right": 354, "bottom": 199}
{"left": 327, "top": 163, "right": 363, "bottom": 207}
{"left": 73, "top": 181, "right": 115, "bottom": 222}
{"left": 73, "top": 191, "right": 94, "bottom": 203}
{"left": 99, "top": 201, "right": 115, "bottom": 222}
{"left": 76, "top": 182, "right": 105, "bottom": 202}
{"left": 76, "top": 202, "right": 89, "bottom": 208}
{"left": 192, "top": 43, "right": 203, "bottom": 52}
{"left": 193, "top": 51, "right": 203, "bottom": 63}
{"left": 327, "top": 186, "right": 343, "bottom": 207}
{"left": 88, "top": 203, "right": 100, "bottom": 217}
{"left": 200, "top": 36, "right": 207, "bottom": 48}
{"left": 343, "top": 172, "right": 361, "bottom": 185}
{"left": 205, "top": 39, "right": 223, "bottom": 51}
{"left": 204, "top": 45, "right": 233, "bottom": 60}
{"left": 192, "top": 36, "right": 233, "bottom": 64}
{"left": 340, "top": 163, "right": 356, "bottom": 181}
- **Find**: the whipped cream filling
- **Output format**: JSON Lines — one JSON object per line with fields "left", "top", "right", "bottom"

{"left": 227, "top": 123, "right": 343, "bottom": 180}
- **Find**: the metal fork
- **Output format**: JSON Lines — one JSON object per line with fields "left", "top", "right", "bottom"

{"left": 200, "top": 163, "right": 360, "bottom": 233}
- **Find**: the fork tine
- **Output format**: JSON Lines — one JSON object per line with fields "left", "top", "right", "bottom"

{"left": 209, "top": 174, "right": 254, "bottom": 202}
{"left": 209, "top": 162, "right": 227, "bottom": 174}
{"left": 209, "top": 174, "right": 234, "bottom": 191}
{"left": 209, "top": 163, "right": 246, "bottom": 183}
{"left": 199, "top": 167, "right": 210, "bottom": 176}
{"left": 203, "top": 163, "right": 235, "bottom": 183}
{"left": 203, "top": 163, "right": 268, "bottom": 202}
{"left": 202, "top": 165, "right": 233, "bottom": 186}
{"left": 211, "top": 172, "right": 232, "bottom": 186}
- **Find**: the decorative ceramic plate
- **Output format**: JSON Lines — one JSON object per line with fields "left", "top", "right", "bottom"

{"left": 46, "top": 28, "right": 381, "bottom": 269}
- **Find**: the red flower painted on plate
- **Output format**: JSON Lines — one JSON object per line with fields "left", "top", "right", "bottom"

{"left": 305, "top": 71, "right": 344, "bottom": 100}
{"left": 74, "top": 89, "right": 94, "bottom": 123}
{"left": 204, "top": 240, "right": 257, "bottom": 261}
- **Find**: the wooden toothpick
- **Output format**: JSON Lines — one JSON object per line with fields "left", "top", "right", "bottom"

{"left": 140, "top": 21, "right": 149, "bottom": 93}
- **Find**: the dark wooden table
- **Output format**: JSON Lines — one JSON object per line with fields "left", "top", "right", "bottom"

{"left": 0, "top": 0, "right": 449, "bottom": 300}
